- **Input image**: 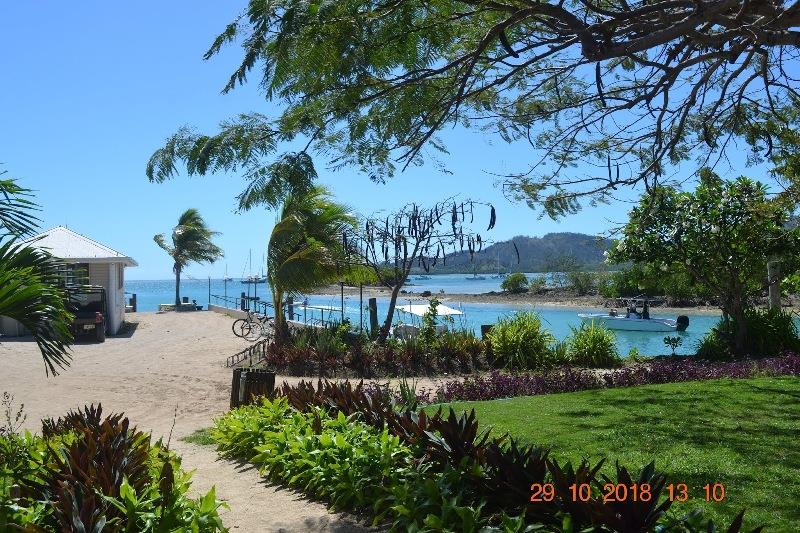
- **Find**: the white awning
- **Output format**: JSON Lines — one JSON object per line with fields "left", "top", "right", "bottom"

{"left": 396, "top": 303, "right": 463, "bottom": 317}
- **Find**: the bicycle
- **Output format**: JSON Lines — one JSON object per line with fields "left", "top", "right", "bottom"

{"left": 232, "top": 310, "right": 271, "bottom": 341}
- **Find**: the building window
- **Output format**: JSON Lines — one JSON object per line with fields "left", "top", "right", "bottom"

{"left": 118, "top": 264, "right": 124, "bottom": 289}
{"left": 55, "top": 263, "right": 89, "bottom": 286}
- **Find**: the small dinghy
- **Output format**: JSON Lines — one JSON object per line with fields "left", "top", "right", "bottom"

{"left": 577, "top": 313, "right": 688, "bottom": 332}
{"left": 578, "top": 296, "right": 689, "bottom": 332}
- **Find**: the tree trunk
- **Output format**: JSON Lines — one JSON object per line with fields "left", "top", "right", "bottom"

{"left": 731, "top": 301, "right": 748, "bottom": 358}
{"left": 272, "top": 289, "right": 290, "bottom": 346}
{"left": 377, "top": 282, "right": 404, "bottom": 343}
{"left": 174, "top": 266, "right": 181, "bottom": 307}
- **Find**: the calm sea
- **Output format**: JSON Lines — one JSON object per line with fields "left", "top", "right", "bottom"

{"left": 125, "top": 274, "right": 720, "bottom": 356}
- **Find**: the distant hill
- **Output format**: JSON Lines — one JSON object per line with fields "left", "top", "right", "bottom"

{"left": 415, "top": 232, "right": 611, "bottom": 273}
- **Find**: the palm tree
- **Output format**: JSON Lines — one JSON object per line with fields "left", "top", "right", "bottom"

{"left": 0, "top": 173, "right": 73, "bottom": 375}
{"left": 268, "top": 187, "right": 356, "bottom": 343}
{"left": 154, "top": 209, "right": 223, "bottom": 306}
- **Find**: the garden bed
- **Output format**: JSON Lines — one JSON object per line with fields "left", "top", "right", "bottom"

{"left": 418, "top": 352, "right": 800, "bottom": 403}
{"left": 206, "top": 379, "right": 766, "bottom": 532}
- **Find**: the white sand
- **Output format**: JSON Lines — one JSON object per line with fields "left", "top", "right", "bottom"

{"left": 0, "top": 311, "right": 375, "bottom": 532}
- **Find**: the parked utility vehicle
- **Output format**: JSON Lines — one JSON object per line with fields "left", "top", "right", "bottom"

{"left": 64, "top": 285, "right": 107, "bottom": 342}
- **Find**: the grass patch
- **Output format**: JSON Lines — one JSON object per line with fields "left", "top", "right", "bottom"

{"left": 440, "top": 376, "right": 800, "bottom": 531}
{"left": 181, "top": 428, "right": 215, "bottom": 446}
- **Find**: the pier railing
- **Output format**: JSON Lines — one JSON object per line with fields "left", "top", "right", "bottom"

{"left": 211, "top": 293, "right": 273, "bottom": 316}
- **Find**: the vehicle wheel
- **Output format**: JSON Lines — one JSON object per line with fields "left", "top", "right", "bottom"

{"left": 232, "top": 319, "right": 249, "bottom": 338}
{"left": 243, "top": 322, "right": 262, "bottom": 342}
{"left": 96, "top": 323, "right": 106, "bottom": 343}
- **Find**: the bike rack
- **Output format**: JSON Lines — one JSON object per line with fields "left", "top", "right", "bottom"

{"left": 226, "top": 337, "right": 270, "bottom": 368}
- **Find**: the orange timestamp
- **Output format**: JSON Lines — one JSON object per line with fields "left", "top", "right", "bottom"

{"left": 530, "top": 483, "right": 727, "bottom": 503}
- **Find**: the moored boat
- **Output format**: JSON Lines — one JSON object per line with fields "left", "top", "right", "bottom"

{"left": 241, "top": 275, "right": 266, "bottom": 284}
{"left": 578, "top": 313, "right": 689, "bottom": 332}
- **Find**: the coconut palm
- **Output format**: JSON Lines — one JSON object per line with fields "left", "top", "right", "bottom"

{"left": 268, "top": 187, "right": 356, "bottom": 343}
{"left": 0, "top": 173, "right": 72, "bottom": 375}
{"left": 154, "top": 209, "right": 223, "bottom": 306}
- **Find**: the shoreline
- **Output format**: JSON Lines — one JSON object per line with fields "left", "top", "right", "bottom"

{"left": 311, "top": 284, "right": 725, "bottom": 316}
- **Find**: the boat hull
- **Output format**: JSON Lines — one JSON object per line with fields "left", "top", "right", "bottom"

{"left": 578, "top": 313, "right": 678, "bottom": 332}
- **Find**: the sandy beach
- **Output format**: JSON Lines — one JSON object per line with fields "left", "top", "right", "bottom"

{"left": 0, "top": 312, "right": 382, "bottom": 532}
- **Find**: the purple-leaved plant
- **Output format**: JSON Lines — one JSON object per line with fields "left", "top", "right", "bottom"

{"left": 418, "top": 352, "right": 800, "bottom": 404}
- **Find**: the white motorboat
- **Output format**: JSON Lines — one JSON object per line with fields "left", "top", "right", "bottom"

{"left": 578, "top": 313, "right": 689, "bottom": 332}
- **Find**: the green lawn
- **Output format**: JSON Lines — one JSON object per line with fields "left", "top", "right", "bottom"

{"left": 441, "top": 377, "right": 800, "bottom": 532}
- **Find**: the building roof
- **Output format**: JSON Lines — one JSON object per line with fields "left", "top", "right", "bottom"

{"left": 19, "top": 226, "right": 138, "bottom": 267}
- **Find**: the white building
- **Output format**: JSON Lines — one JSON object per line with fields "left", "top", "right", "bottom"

{"left": 0, "top": 226, "right": 137, "bottom": 336}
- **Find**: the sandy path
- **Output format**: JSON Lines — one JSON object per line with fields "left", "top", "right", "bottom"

{"left": 0, "top": 312, "right": 374, "bottom": 532}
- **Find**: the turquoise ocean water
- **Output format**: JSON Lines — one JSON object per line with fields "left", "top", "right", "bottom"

{"left": 125, "top": 274, "right": 720, "bottom": 356}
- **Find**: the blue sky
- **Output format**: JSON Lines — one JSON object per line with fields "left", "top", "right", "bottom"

{"left": 0, "top": 1, "right": 754, "bottom": 279}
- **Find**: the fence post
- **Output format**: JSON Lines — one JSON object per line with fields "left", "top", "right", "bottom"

{"left": 131, "top": 293, "right": 137, "bottom": 312}
{"left": 240, "top": 292, "right": 247, "bottom": 311}
{"left": 230, "top": 368, "right": 242, "bottom": 409}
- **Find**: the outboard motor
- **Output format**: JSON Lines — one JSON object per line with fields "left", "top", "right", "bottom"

{"left": 676, "top": 315, "right": 689, "bottom": 332}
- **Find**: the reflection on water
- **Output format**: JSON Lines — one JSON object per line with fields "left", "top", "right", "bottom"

{"left": 126, "top": 277, "right": 720, "bottom": 356}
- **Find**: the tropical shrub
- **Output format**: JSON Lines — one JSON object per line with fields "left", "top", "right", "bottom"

{"left": 213, "top": 397, "right": 414, "bottom": 514}
{"left": 264, "top": 321, "right": 491, "bottom": 377}
{"left": 0, "top": 404, "right": 225, "bottom": 531}
{"left": 528, "top": 275, "right": 547, "bottom": 294}
{"left": 487, "top": 312, "right": 558, "bottom": 371}
{"left": 566, "top": 322, "right": 622, "bottom": 367}
{"left": 567, "top": 271, "right": 596, "bottom": 295}
{"left": 418, "top": 298, "right": 440, "bottom": 352}
{"left": 500, "top": 272, "right": 528, "bottom": 293}
{"left": 697, "top": 307, "right": 800, "bottom": 360}
{"left": 437, "top": 329, "right": 486, "bottom": 373}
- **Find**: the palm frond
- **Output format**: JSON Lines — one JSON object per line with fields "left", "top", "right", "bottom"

{"left": 155, "top": 208, "right": 223, "bottom": 269}
{"left": 0, "top": 174, "right": 40, "bottom": 238}
{"left": 0, "top": 240, "right": 72, "bottom": 375}
{"left": 268, "top": 185, "right": 357, "bottom": 302}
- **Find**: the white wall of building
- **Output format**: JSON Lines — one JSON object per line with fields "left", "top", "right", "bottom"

{"left": 88, "top": 262, "right": 125, "bottom": 335}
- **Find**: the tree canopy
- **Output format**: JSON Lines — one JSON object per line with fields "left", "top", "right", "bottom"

{"left": 609, "top": 168, "right": 800, "bottom": 354}
{"left": 148, "top": 0, "right": 800, "bottom": 217}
